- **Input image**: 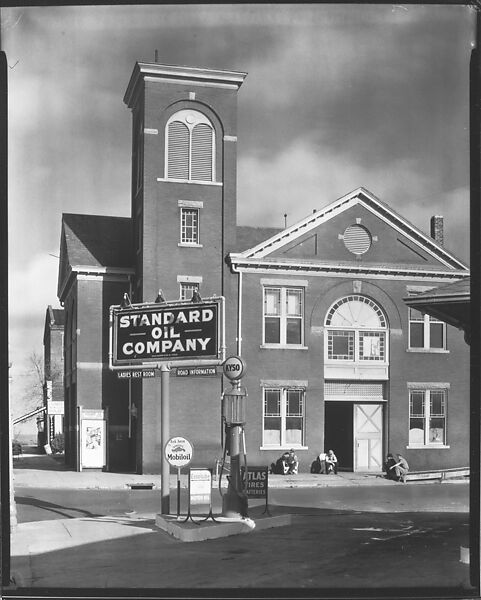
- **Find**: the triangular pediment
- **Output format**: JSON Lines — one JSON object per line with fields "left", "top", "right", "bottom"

{"left": 230, "top": 188, "right": 468, "bottom": 273}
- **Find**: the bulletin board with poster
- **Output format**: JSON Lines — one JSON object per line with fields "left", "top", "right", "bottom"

{"left": 79, "top": 408, "right": 106, "bottom": 470}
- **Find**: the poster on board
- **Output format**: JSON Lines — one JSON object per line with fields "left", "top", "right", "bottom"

{"left": 80, "top": 416, "right": 106, "bottom": 469}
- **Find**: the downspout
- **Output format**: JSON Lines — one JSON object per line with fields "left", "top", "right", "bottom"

{"left": 237, "top": 269, "right": 243, "bottom": 357}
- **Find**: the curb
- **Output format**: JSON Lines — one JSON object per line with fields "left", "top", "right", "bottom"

{"left": 155, "top": 512, "right": 292, "bottom": 542}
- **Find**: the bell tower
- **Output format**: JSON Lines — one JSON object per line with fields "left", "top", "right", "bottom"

{"left": 123, "top": 61, "right": 246, "bottom": 472}
{"left": 124, "top": 62, "right": 246, "bottom": 305}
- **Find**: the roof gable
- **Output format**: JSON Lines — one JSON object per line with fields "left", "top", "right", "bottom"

{"left": 230, "top": 188, "right": 467, "bottom": 272}
{"left": 62, "top": 213, "right": 133, "bottom": 268}
{"left": 57, "top": 213, "right": 134, "bottom": 301}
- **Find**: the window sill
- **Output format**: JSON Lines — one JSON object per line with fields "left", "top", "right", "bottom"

{"left": 406, "top": 445, "right": 450, "bottom": 450}
{"left": 406, "top": 348, "right": 449, "bottom": 354}
{"left": 178, "top": 243, "right": 203, "bottom": 248}
{"left": 260, "top": 446, "right": 308, "bottom": 451}
{"left": 157, "top": 177, "right": 223, "bottom": 187}
{"left": 260, "top": 344, "right": 308, "bottom": 350}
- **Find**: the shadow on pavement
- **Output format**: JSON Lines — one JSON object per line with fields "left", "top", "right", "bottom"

{"left": 15, "top": 496, "right": 102, "bottom": 520}
{"left": 13, "top": 453, "right": 68, "bottom": 471}
{"left": 9, "top": 509, "right": 473, "bottom": 592}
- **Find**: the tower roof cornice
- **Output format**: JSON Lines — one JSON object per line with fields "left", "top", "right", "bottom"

{"left": 124, "top": 61, "right": 247, "bottom": 108}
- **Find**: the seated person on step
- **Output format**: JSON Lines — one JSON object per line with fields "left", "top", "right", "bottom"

{"left": 271, "top": 452, "right": 290, "bottom": 474}
{"left": 311, "top": 451, "right": 327, "bottom": 474}
{"left": 285, "top": 449, "right": 299, "bottom": 475}
{"left": 326, "top": 449, "right": 338, "bottom": 474}
{"left": 383, "top": 453, "right": 397, "bottom": 480}
{"left": 384, "top": 452, "right": 409, "bottom": 482}
{"left": 271, "top": 449, "right": 299, "bottom": 475}
{"left": 391, "top": 453, "right": 409, "bottom": 482}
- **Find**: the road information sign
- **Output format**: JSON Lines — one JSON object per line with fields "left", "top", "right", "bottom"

{"left": 176, "top": 366, "right": 217, "bottom": 377}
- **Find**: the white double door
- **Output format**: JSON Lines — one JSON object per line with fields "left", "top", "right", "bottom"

{"left": 354, "top": 403, "right": 383, "bottom": 472}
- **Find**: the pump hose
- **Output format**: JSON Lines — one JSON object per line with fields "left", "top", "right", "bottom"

{"left": 241, "top": 426, "right": 248, "bottom": 494}
{"left": 218, "top": 418, "right": 228, "bottom": 498}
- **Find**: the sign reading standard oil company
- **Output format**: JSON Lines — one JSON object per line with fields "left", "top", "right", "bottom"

{"left": 111, "top": 298, "right": 222, "bottom": 367}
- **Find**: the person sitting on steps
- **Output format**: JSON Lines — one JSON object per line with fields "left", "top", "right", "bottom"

{"left": 384, "top": 452, "right": 409, "bottom": 482}
{"left": 271, "top": 449, "right": 299, "bottom": 475}
{"left": 391, "top": 453, "right": 409, "bottom": 482}
{"left": 310, "top": 451, "right": 327, "bottom": 474}
{"left": 326, "top": 449, "right": 338, "bottom": 474}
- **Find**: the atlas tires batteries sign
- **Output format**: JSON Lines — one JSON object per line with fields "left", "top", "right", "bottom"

{"left": 109, "top": 297, "right": 224, "bottom": 368}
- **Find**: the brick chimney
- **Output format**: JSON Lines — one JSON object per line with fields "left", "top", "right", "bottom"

{"left": 430, "top": 215, "right": 444, "bottom": 246}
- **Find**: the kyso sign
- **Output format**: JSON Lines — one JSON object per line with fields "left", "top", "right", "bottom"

{"left": 110, "top": 298, "right": 223, "bottom": 367}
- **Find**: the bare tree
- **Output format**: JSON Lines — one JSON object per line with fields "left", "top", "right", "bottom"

{"left": 12, "top": 350, "right": 63, "bottom": 420}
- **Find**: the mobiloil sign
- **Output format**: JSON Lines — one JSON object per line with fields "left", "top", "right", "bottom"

{"left": 110, "top": 298, "right": 222, "bottom": 367}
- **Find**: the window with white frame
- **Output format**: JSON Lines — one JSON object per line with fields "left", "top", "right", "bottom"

{"left": 263, "top": 387, "right": 305, "bottom": 447}
{"left": 409, "top": 388, "right": 447, "bottom": 446}
{"left": 263, "top": 287, "right": 304, "bottom": 346}
{"left": 180, "top": 281, "right": 199, "bottom": 301}
{"left": 180, "top": 208, "right": 199, "bottom": 245}
{"left": 325, "top": 295, "right": 387, "bottom": 362}
{"left": 408, "top": 307, "right": 446, "bottom": 350}
{"left": 165, "top": 110, "right": 215, "bottom": 182}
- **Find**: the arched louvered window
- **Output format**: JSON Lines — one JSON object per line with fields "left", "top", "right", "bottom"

{"left": 165, "top": 110, "right": 215, "bottom": 182}
{"left": 167, "top": 121, "right": 189, "bottom": 179}
{"left": 324, "top": 295, "right": 388, "bottom": 363}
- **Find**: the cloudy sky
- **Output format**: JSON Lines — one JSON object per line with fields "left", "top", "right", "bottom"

{"left": 2, "top": 4, "right": 475, "bottom": 409}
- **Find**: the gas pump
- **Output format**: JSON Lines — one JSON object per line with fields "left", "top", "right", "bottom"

{"left": 219, "top": 357, "right": 248, "bottom": 519}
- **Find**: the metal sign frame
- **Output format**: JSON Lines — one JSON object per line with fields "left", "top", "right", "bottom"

{"left": 109, "top": 296, "right": 225, "bottom": 371}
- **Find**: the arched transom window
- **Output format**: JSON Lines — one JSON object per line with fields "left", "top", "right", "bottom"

{"left": 165, "top": 110, "right": 215, "bottom": 182}
{"left": 325, "top": 295, "right": 388, "bottom": 362}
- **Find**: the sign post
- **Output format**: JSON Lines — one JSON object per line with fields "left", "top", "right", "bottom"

{"left": 160, "top": 364, "right": 170, "bottom": 515}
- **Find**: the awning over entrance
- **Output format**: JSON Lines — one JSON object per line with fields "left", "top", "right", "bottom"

{"left": 404, "top": 278, "right": 470, "bottom": 344}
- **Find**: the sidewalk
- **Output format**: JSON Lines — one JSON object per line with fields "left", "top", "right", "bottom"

{"left": 12, "top": 449, "right": 407, "bottom": 490}
{"left": 13, "top": 449, "right": 468, "bottom": 490}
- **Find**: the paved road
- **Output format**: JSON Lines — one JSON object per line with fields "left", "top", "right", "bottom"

{"left": 15, "top": 481, "right": 469, "bottom": 523}
{"left": 10, "top": 509, "right": 472, "bottom": 591}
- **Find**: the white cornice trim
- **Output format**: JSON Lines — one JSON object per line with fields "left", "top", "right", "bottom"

{"left": 71, "top": 265, "right": 135, "bottom": 276}
{"left": 229, "top": 257, "right": 470, "bottom": 282}
{"left": 59, "top": 266, "right": 133, "bottom": 303}
{"left": 124, "top": 62, "right": 247, "bottom": 107}
{"left": 157, "top": 177, "right": 223, "bottom": 187}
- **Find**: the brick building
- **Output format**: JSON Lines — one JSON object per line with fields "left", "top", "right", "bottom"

{"left": 56, "top": 61, "right": 470, "bottom": 473}
{"left": 41, "top": 306, "right": 65, "bottom": 446}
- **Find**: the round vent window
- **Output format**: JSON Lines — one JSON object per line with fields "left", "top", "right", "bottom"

{"left": 343, "top": 224, "right": 372, "bottom": 255}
